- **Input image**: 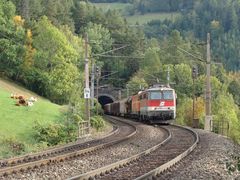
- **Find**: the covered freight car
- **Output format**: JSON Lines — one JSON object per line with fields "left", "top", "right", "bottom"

{"left": 104, "top": 103, "right": 111, "bottom": 115}
{"left": 111, "top": 101, "right": 120, "bottom": 116}
{"left": 119, "top": 98, "right": 128, "bottom": 117}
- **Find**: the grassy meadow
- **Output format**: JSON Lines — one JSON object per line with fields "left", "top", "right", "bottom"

{"left": 126, "top": 12, "right": 180, "bottom": 25}
{"left": 0, "top": 78, "right": 64, "bottom": 157}
{"left": 93, "top": 2, "right": 180, "bottom": 25}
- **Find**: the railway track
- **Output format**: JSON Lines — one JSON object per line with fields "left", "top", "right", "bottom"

{"left": 69, "top": 124, "right": 198, "bottom": 180}
{"left": 0, "top": 116, "right": 137, "bottom": 177}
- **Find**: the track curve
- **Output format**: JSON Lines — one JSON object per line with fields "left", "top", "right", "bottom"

{"left": 0, "top": 116, "right": 137, "bottom": 177}
{"left": 70, "top": 124, "right": 198, "bottom": 180}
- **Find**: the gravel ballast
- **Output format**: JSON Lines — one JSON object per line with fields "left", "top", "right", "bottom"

{"left": 6, "top": 122, "right": 166, "bottom": 179}
{"left": 159, "top": 129, "right": 240, "bottom": 180}
{"left": 3, "top": 124, "right": 240, "bottom": 180}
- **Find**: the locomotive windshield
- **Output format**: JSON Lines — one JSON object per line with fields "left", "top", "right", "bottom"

{"left": 163, "top": 90, "right": 174, "bottom": 100}
{"left": 149, "top": 90, "right": 173, "bottom": 100}
{"left": 149, "top": 91, "right": 162, "bottom": 100}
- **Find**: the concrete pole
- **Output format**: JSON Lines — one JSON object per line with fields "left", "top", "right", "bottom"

{"left": 84, "top": 33, "right": 90, "bottom": 135}
{"left": 118, "top": 90, "right": 122, "bottom": 100}
{"left": 204, "top": 33, "right": 212, "bottom": 131}
{"left": 96, "top": 76, "right": 99, "bottom": 115}
{"left": 193, "top": 77, "right": 195, "bottom": 120}
{"left": 167, "top": 66, "right": 170, "bottom": 87}
{"left": 91, "top": 61, "right": 95, "bottom": 108}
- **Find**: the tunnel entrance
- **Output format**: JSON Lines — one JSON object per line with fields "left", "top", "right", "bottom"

{"left": 98, "top": 95, "right": 114, "bottom": 108}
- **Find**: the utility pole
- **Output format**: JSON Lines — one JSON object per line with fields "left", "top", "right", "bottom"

{"left": 192, "top": 65, "right": 198, "bottom": 128}
{"left": 84, "top": 33, "right": 90, "bottom": 135}
{"left": 96, "top": 66, "right": 100, "bottom": 115}
{"left": 204, "top": 33, "right": 212, "bottom": 131}
{"left": 167, "top": 66, "right": 170, "bottom": 87}
{"left": 91, "top": 60, "right": 95, "bottom": 108}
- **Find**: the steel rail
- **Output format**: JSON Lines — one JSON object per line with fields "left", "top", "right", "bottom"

{"left": 0, "top": 117, "right": 137, "bottom": 176}
{"left": 135, "top": 124, "right": 199, "bottom": 180}
{"left": 68, "top": 124, "right": 171, "bottom": 180}
{"left": 0, "top": 117, "right": 119, "bottom": 168}
{"left": 68, "top": 123, "right": 198, "bottom": 180}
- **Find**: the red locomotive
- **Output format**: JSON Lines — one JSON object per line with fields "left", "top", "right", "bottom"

{"left": 104, "top": 84, "right": 177, "bottom": 123}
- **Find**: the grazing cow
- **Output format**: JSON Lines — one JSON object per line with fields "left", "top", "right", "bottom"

{"left": 11, "top": 93, "right": 37, "bottom": 107}
{"left": 28, "top": 97, "right": 37, "bottom": 102}
{"left": 27, "top": 101, "right": 34, "bottom": 107}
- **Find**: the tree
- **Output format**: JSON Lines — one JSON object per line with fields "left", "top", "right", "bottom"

{"left": 85, "top": 22, "right": 113, "bottom": 55}
{"left": 127, "top": 71, "right": 148, "bottom": 94}
{"left": 41, "top": 0, "right": 74, "bottom": 29}
{"left": 0, "top": 1, "right": 25, "bottom": 78}
{"left": 140, "top": 46, "right": 161, "bottom": 73}
{"left": 33, "top": 16, "right": 84, "bottom": 102}
{"left": 174, "top": 64, "right": 193, "bottom": 97}
{"left": 71, "top": 1, "right": 105, "bottom": 34}
{"left": 34, "top": 16, "right": 79, "bottom": 71}
{"left": 228, "top": 80, "right": 240, "bottom": 105}
{"left": 212, "top": 94, "right": 240, "bottom": 143}
{"left": 22, "top": 29, "right": 35, "bottom": 70}
{"left": 47, "top": 63, "right": 79, "bottom": 103}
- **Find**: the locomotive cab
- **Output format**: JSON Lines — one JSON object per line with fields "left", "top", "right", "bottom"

{"left": 139, "top": 86, "right": 176, "bottom": 123}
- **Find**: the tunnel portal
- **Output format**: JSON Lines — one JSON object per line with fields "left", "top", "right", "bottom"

{"left": 98, "top": 94, "right": 115, "bottom": 108}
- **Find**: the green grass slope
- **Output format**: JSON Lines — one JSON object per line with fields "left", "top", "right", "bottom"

{"left": 0, "top": 78, "right": 64, "bottom": 157}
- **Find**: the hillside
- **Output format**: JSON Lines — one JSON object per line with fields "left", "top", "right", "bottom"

{"left": 0, "top": 78, "right": 41, "bottom": 98}
{"left": 0, "top": 78, "right": 64, "bottom": 157}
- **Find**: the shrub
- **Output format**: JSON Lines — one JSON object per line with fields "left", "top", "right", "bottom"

{"left": 33, "top": 121, "right": 77, "bottom": 146}
{"left": 91, "top": 115, "right": 105, "bottom": 131}
{"left": 0, "top": 136, "right": 26, "bottom": 156}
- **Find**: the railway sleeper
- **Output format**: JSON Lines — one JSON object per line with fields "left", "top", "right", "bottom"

{"left": 88, "top": 177, "right": 94, "bottom": 180}
{"left": 40, "top": 163, "right": 45, "bottom": 167}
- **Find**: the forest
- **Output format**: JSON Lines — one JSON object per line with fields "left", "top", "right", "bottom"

{"left": 144, "top": 0, "right": 240, "bottom": 71}
{"left": 0, "top": 0, "right": 239, "bottom": 148}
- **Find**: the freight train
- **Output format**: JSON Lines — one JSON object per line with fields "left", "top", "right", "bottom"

{"left": 104, "top": 84, "right": 177, "bottom": 124}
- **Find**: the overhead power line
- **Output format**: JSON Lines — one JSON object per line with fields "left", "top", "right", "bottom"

{"left": 91, "top": 54, "right": 144, "bottom": 59}
{"left": 92, "top": 45, "right": 130, "bottom": 57}
{"left": 100, "top": 71, "right": 118, "bottom": 79}
{"left": 177, "top": 46, "right": 206, "bottom": 63}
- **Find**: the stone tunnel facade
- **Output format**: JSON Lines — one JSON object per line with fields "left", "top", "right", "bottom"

{"left": 95, "top": 85, "right": 122, "bottom": 107}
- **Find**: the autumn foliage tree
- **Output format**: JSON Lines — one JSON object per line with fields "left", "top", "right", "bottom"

{"left": 22, "top": 29, "right": 35, "bottom": 70}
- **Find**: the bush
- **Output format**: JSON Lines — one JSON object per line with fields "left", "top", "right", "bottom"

{"left": 33, "top": 121, "right": 77, "bottom": 146}
{"left": 91, "top": 115, "right": 105, "bottom": 131}
{"left": 0, "top": 136, "right": 26, "bottom": 156}
{"left": 90, "top": 98, "right": 104, "bottom": 115}
{"left": 176, "top": 97, "right": 192, "bottom": 126}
